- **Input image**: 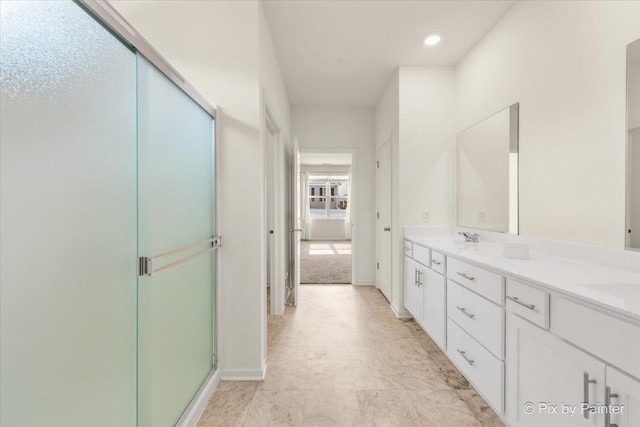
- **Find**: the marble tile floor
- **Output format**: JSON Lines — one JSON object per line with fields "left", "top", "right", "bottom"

{"left": 198, "top": 285, "right": 505, "bottom": 427}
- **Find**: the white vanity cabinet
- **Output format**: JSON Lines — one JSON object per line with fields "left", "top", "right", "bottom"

{"left": 422, "top": 267, "right": 446, "bottom": 349}
{"left": 404, "top": 256, "right": 423, "bottom": 321}
{"left": 403, "top": 234, "right": 640, "bottom": 427}
{"left": 403, "top": 240, "right": 447, "bottom": 349}
{"left": 605, "top": 366, "right": 640, "bottom": 427}
{"left": 506, "top": 312, "right": 606, "bottom": 427}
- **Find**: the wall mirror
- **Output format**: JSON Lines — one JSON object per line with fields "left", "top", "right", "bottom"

{"left": 457, "top": 103, "right": 519, "bottom": 234}
{"left": 626, "top": 39, "right": 640, "bottom": 250}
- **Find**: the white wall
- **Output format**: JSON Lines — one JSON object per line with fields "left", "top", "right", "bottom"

{"left": 309, "top": 220, "right": 348, "bottom": 240}
{"left": 397, "top": 67, "right": 456, "bottom": 313}
{"left": 292, "top": 107, "right": 376, "bottom": 284}
{"left": 398, "top": 68, "right": 456, "bottom": 228}
{"left": 259, "top": 2, "right": 292, "bottom": 317}
{"left": 112, "top": 0, "right": 270, "bottom": 380}
{"left": 456, "top": 0, "right": 640, "bottom": 248}
{"left": 376, "top": 68, "right": 456, "bottom": 316}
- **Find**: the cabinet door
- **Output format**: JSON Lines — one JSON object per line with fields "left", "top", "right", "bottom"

{"left": 605, "top": 366, "right": 640, "bottom": 427}
{"left": 506, "top": 313, "right": 605, "bottom": 427}
{"left": 404, "top": 257, "right": 422, "bottom": 320}
{"left": 422, "top": 268, "right": 446, "bottom": 349}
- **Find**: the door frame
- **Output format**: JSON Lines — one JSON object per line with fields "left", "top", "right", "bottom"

{"left": 264, "top": 99, "right": 285, "bottom": 316}
{"left": 298, "top": 148, "right": 357, "bottom": 285}
{"left": 375, "top": 135, "right": 392, "bottom": 298}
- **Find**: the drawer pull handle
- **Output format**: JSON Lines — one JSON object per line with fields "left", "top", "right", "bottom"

{"left": 457, "top": 349, "right": 475, "bottom": 366}
{"left": 405, "top": 247, "right": 411, "bottom": 251}
{"left": 506, "top": 295, "right": 535, "bottom": 310}
{"left": 456, "top": 306, "right": 475, "bottom": 319}
{"left": 457, "top": 272, "right": 475, "bottom": 281}
{"left": 582, "top": 372, "right": 597, "bottom": 419}
{"left": 417, "top": 270, "right": 423, "bottom": 287}
{"left": 432, "top": 259, "right": 441, "bottom": 265}
{"left": 605, "top": 386, "right": 619, "bottom": 427}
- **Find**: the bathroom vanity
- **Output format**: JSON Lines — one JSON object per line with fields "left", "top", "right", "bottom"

{"left": 403, "top": 230, "right": 640, "bottom": 427}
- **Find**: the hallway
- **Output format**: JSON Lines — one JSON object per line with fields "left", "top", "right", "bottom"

{"left": 198, "top": 286, "right": 503, "bottom": 426}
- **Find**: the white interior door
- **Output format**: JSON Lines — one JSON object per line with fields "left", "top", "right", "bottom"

{"left": 288, "top": 138, "right": 301, "bottom": 306}
{"left": 377, "top": 140, "right": 392, "bottom": 300}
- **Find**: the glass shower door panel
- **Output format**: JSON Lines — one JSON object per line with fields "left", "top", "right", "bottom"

{"left": 0, "top": 1, "right": 137, "bottom": 426}
{"left": 137, "top": 56, "right": 215, "bottom": 427}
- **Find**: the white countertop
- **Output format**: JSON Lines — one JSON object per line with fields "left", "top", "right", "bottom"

{"left": 404, "top": 234, "right": 640, "bottom": 322}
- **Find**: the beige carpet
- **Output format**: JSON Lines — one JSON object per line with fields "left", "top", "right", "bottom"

{"left": 300, "top": 240, "right": 352, "bottom": 284}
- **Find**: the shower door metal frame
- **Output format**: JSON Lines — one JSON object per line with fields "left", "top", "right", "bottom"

{"left": 75, "top": 0, "right": 216, "bottom": 120}
{"left": 74, "top": 1, "right": 219, "bottom": 425}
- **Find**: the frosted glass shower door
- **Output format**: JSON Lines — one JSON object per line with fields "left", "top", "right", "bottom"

{"left": 0, "top": 1, "right": 137, "bottom": 426}
{"left": 137, "top": 56, "right": 216, "bottom": 427}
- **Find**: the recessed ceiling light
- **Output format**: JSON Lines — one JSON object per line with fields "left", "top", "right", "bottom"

{"left": 423, "top": 33, "right": 441, "bottom": 46}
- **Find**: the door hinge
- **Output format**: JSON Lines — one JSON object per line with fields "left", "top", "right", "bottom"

{"left": 377, "top": 212, "right": 380, "bottom": 219}
{"left": 138, "top": 257, "right": 152, "bottom": 277}
{"left": 377, "top": 262, "right": 379, "bottom": 270}
{"left": 375, "top": 161, "right": 379, "bottom": 168}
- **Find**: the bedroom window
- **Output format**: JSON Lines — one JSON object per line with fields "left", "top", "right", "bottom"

{"left": 308, "top": 175, "right": 349, "bottom": 219}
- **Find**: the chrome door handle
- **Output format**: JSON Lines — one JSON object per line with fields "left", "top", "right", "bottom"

{"left": 432, "top": 259, "right": 441, "bottom": 265}
{"left": 457, "top": 272, "right": 475, "bottom": 281}
{"left": 414, "top": 268, "right": 418, "bottom": 286}
{"left": 457, "top": 349, "right": 474, "bottom": 366}
{"left": 605, "top": 386, "right": 619, "bottom": 427}
{"left": 383, "top": 227, "right": 391, "bottom": 231}
{"left": 582, "top": 372, "right": 596, "bottom": 419}
{"left": 456, "top": 306, "right": 475, "bottom": 319}
{"left": 506, "top": 295, "right": 535, "bottom": 310}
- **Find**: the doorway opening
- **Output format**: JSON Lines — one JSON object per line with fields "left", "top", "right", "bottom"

{"left": 299, "top": 152, "right": 354, "bottom": 284}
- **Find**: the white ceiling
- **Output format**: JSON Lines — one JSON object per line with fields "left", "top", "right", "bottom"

{"left": 300, "top": 153, "right": 352, "bottom": 166}
{"left": 263, "top": 0, "right": 515, "bottom": 107}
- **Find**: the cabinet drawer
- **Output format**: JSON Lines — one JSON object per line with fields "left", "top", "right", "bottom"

{"left": 447, "top": 319, "right": 504, "bottom": 413}
{"left": 413, "top": 244, "right": 430, "bottom": 267}
{"left": 447, "top": 257, "right": 504, "bottom": 305}
{"left": 505, "top": 279, "right": 549, "bottom": 329}
{"left": 448, "top": 280, "right": 504, "bottom": 359}
{"left": 430, "top": 251, "right": 445, "bottom": 274}
{"left": 551, "top": 296, "right": 640, "bottom": 380}
{"left": 404, "top": 240, "right": 413, "bottom": 258}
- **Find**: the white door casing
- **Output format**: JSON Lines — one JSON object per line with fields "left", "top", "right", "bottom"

{"left": 289, "top": 138, "right": 301, "bottom": 306}
{"left": 377, "top": 140, "right": 392, "bottom": 300}
{"left": 265, "top": 106, "right": 284, "bottom": 316}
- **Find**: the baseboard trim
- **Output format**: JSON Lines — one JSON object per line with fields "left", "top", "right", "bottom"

{"left": 220, "top": 364, "right": 267, "bottom": 381}
{"left": 390, "top": 303, "right": 413, "bottom": 319}
{"left": 177, "top": 367, "right": 221, "bottom": 427}
{"left": 354, "top": 281, "right": 374, "bottom": 286}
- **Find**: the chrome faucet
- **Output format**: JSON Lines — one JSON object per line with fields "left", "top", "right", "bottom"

{"left": 458, "top": 231, "right": 480, "bottom": 243}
